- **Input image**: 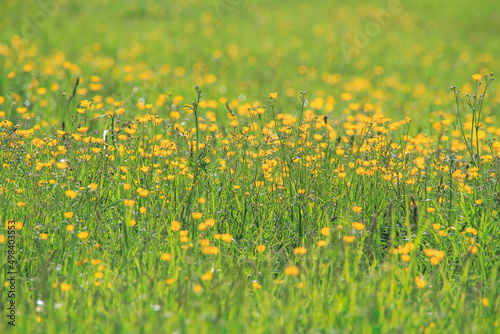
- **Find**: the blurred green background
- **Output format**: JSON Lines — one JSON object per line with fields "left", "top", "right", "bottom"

{"left": 1, "top": 0, "right": 499, "bottom": 122}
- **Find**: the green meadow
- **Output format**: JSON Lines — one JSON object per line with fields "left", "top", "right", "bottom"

{"left": 1, "top": 0, "right": 500, "bottom": 332}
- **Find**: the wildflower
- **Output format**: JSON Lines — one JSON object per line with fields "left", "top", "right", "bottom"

{"left": 256, "top": 245, "right": 266, "bottom": 253}
{"left": 317, "top": 240, "right": 327, "bottom": 247}
{"left": 401, "top": 254, "right": 410, "bottom": 262}
{"left": 198, "top": 197, "right": 206, "bottom": 204}
{"left": 352, "top": 205, "right": 362, "bottom": 213}
{"left": 77, "top": 127, "right": 88, "bottom": 134}
{"left": 123, "top": 199, "right": 136, "bottom": 207}
{"left": 66, "top": 225, "right": 75, "bottom": 232}
{"left": 89, "top": 183, "right": 98, "bottom": 190}
{"left": 293, "top": 247, "right": 307, "bottom": 255}
{"left": 123, "top": 184, "right": 131, "bottom": 190}
{"left": 139, "top": 207, "right": 147, "bottom": 214}
{"left": 128, "top": 219, "right": 137, "bottom": 227}
{"left": 137, "top": 188, "right": 149, "bottom": 197}
{"left": 94, "top": 272, "right": 104, "bottom": 279}
{"left": 64, "top": 212, "right": 74, "bottom": 219}
{"left": 193, "top": 285, "right": 202, "bottom": 293}
{"left": 171, "top": 220, "right": 181, "bottom": 231}
{"left": 284, "top": 265, "right": 300, "bottom": 277}
{"left": 40, "top": 233, "right": 48, "bottom": 240}
{"left": 352, "top": 222, "right": 366, "bottom": 231}
{"left": 482, "top": 298, "right": 489, "bottom": 307}
{"left": 165, "top": 278, "right": 175, "bottom": 285}
{"left": 65, "top": 190, "right": 77, "bottom": 199}
{"left": 192, "top": 212, "right": 203, "bottom": 219}
{"left": 91, "top": 259, "right": 101, "bottom": 265}
{"left": 472, "top": 74, "right": 482, "bottom": 81}
{"left": 161, "top": 253, "right": 172, "bottom": 261}
{"left": 77, "top": 231, "right": 89, "bottom": 240}
{"left": 320, "top": 227, "right": 330, "bottom": 236}
{"left": 415, "top": 276, "right": 426, "bottom": 289}
{"left": 205, "top": 219, "right": 215, "bottom": 227}
{"left": 60, "top": 283, "right": 71, "bottom": 292}
{"left": 198, "top": 223, "right": 207, "bottom": 231}
{"left": 343, "top": 235, "right": 355, "bottom": 243}
{"left": 269, "top": 92, "right": 278, "bottom": 100}
{"left": 252, "top": 282, "right": 262, "bottom": 289}
{"left": 221, "top": 233, "right": 232, "bottom": 243}
{"left": 465, "top": 227, "right": 477, "bottom": 235}
{"left": 201, "top": 271, "right": 213, "bottom": 281}
{"left": 56, "top": 161, "right": 68, "bottom": 169}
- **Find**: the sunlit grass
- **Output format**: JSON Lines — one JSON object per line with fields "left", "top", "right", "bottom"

{"left": 1, "top": 0, "right": 500, "bottom": 332}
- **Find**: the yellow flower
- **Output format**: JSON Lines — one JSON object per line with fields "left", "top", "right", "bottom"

{"left": 482, "top": 298, "right": 489, "bottom": 307}
{"left": 0, "top": 235, "right": 5, "bottom": 243}
{"left": 128, "top": 219, "right": 137, "bottom": 227}
{"left": 65, "top": 190, "right": 78, "bottom": 199}
{"left": 77, "top": 231, "right": 89, "bottom": 240}
{"left": 123, "top": 184, "right": 131, "bottom": 190}
{"left": 256, "top": 245, "right": 266, "bottom": 253}
{"left": 192, "top": 212, "right": 203, "bottom": 220}
{"left": 64, "top": 212, "right": 74, "bottom": 219}
{"left": 252, "top": 282, "right": 262, "bottom": 289}
{"left": 94, "top": 272, "right": 104, "bottom": 279}
{"left": 293, "top": 247, "right": 307, "bottom": 255}
{"left": 66, "top": 225, "right": 75, "bottom": 232}
{"left": 423, "top": 249, "right": 437, "bottom": 257}
{"left": 221, "top": 233, "right": 232, "bottom": 243}
{"left": 205, "top": 219, "right": 215, "bottom": 227}
{"left": 91, "top": 259, "right": 101, "bottom": 265}
{"left": 415, "top": 276, "right": 426, "bottom": 289}
{"left": 465, "top": 227, "right": 477, "bottom": 235}
{"left": 352, "top": 205, "right": 362, "bottom": 213}
{"left": 89, "top": 183, "right": 98, "bottom": 190}
{"left": 123, "top": 199, "right": 136, "bottom": 207}
{"left": 161, "top": 253, "right": 172, "bottom": 261}
{"left": 320, "top": 227, "right": 330, "bottom": 237}
{"left": 198, "top": 197, "right": 206, "bottom": 204}
{"left": 56, "top": 161, "right": 68, "bottom": 169}
{"left": 139, "top": 207, "right": 147, "bottom": 214}
{"left": 472, "top": 74, "right": 482, "bottom": 81}
{"left": 352, "top": 222, "right": 366, "bottom": 231}
{"left": 165, "top": 278, "right": 175, "bottom": 285}
{"left": 201, "top": 271, "right": 213, "bottom": 281}
{"left": 343, "top": 235, "right": 355, "bottom": 243}
{"left": 77, "top": 127, "right": 88, "bottom": 134}
{"left": 60, "top": 283, "right": 71, "bottom": 292}
{"left": 284, "top": 265, "right": 300, "bottom": 277}
{"left": 198, "top": 223, "right": 207, "bottom": 231}
{"left": 192, "top": 285, "right": 202, "bottom": 293}
{"left": 269, "top": 92, "right": 278, "bottom": 100}
{"left": 40, "top": 233, "right": 48, "bottom": 240}
{"left": 317, "top": 240, "right": 327, "bottom": 247}
{"left": 137, "top": 188, "right": 149, "bottom": 197}
{"left": 171, "top": 220, "right": 181, "bottom": 232}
